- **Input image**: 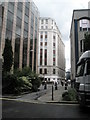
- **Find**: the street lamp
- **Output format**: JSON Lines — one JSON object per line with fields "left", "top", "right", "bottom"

{"left": 52, "top": 82, "right": 54, "bottom": 100}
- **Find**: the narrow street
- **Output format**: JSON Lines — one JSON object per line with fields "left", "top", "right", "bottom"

{"left": 2, "top": 99, "right": 90, "bottom": 119}
{"left": 1, "top": 84, "right": 90, "bottom": 119}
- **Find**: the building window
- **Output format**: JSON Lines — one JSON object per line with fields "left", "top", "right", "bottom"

{"left": 53, "top": 43, "right": 55, "bottom": 47}
{"left": 80, "top": 27, "right": 82, "bottom": 31}
{"left": 40, "top": 49, "right": 43, "bottom": 65}
{"left": 80, "top": 39, "right": 84, "bottom": 52}
{"left": 53, "top": 58, "right": 55, "bottom": 66}
{"left": 40, "top": 42, "right": 43, "bottom": 46}
{"left": 46, "top": 19, "right": 48, "bottom": 24}
{"left": 40, "top": 68, "right": 42, "bottom": 74}
{"left": 14, "top": 34, "right": 20, "bottom": 69}
{"left": 41, "top": 19, "right": 43, "bottom": 24}
{"left": 41, "top": 35, "right": 43, "bottom": 38}
{"left": 88, "top": 28, "right": 90, "bottom": 31}
{"left": 53, "top": 69, "right": 56, "bottom": 74}
{"left": 80, "top": 40, "right": 82, "bottom": 52}
{"left": 44, "top": 68, "right": 47, "bottom": 74}
{"left": 17, "top": 2, "right": 23, "bottom": 11}
{"left": 41, "top": 31, "right": 43, "bottom": 35}
{"left": 53, "top": 36, "right": 55, "bottom": 40}
{"left": 41, "top": 26, "right": 43, "bottom": 29}
{"left": 53, "top": 50, "right": 55, "bottom": 54}
{"left": 7, "top": 11, "right": 14, "bottom": 22}
{"left": 40, "top": 35, "right": 43, "bottom": 41}
{"left": 17, "top": 9, "right": 22, "bottom": 19}
{"left": 53, "top": 50, "right": 55, "bottom": 57}
{"left": 45, "top": 32, "right": 47, "bottom": 41}
{"left": 46, "top": 26, "right": 48, "bottom": 29}
{"left": 22, "top": 38, "right": 28, "bottom": 68}
{"left": 83, "top": 28, "right": 87, "bottom": 31}
{"left": 45, "top": 31, "right": 47, "bottom": 35}
{"left": 45, "top": 35, "right": 47, "bottom": 39}
{"left": 8, "top": 2, "right": 14, "bottom": 13}
{"left": 45, "top": 49, "right": 47, "bottom": 65}
{"left": 45, "top": 42, "right": 47, "bottom": 46}
{"left": 52, "top": 20, "right": 53, "bottom": 24}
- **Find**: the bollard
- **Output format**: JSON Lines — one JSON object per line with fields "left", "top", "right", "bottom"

{"left": 65, "top": 81, "right": 67, "bottom": 90}
{"left": 52, "top": 85, "right": 54, "bottom": 100}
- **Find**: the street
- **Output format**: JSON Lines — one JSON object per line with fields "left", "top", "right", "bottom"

{"left": 2, "top": 99, "right": 90, "bottom": 119}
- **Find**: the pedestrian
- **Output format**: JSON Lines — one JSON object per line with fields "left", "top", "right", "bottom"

{"left": 61, "top": 80, "right": 63, "bottom": 86}
{"left": 44, "top": 81, "right": 47, "bottom": 89}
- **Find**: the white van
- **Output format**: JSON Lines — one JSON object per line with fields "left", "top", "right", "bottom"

{"left": 76, "top": 50, "right": 90, "bottom": 107}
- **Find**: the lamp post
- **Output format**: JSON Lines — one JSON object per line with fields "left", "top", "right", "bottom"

{"left": 52, "top": 82, "right": 54, "bottom": 100}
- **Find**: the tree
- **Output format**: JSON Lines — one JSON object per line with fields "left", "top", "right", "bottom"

{"left": 84, "top": 33, "right": 90, "bottom": 52}
{"left": 2, "top": 39, "right": 13, "bottom": 73}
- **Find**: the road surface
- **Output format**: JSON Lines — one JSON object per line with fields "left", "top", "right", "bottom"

{"left": 2, "top": 99, "right": 90, "bottom": 119}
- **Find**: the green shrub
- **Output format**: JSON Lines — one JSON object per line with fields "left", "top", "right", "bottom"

{"left": 14, "top": 67, "right": 31, "bottom": 77}
{"left": 2, "top": 73, "right": 32, "bottom": 94}
{"left": 62, "top": 88, "right": 77, "bottom": 101}
{"left": 31, "top": 77, "right": 41, "bottom": 92}
{"left": 2, "top": 73, "right": 19, "bottom": 94}
{"left": 18, "top": 76, "right": 32, "bottom": 92}
{"left": 3, "top": 67, "right": 41, "bottom": 94}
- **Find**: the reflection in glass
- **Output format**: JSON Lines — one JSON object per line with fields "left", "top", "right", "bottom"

{"left": 8, "top": 2, "right": 14, "bottom": 13}
{"left": 14, "top": 35, "right": 20, "bottom": 69}
{"left": 22, "top": 38, "right": 28, "bottom": 68}
{"left": 29, "top": 37, "right": 33, "bottom": 69}
{"left": 5, "top": 29, "right": 12, "bottom": 40}
{"left": 77, "top": 62, "right": 85, "bottom": 77}
{"left": 7, "top": 11, "right": 14, "bottom": 22}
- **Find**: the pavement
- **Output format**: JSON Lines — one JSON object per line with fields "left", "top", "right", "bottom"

{"left": 2, "top": 83, "right": 78, "bottom": 104}
{"left": 38, "top": 84, "right": 65, "bottom": 103}
{"left": 38, "top": 83, "right": 78, "bottom": 104}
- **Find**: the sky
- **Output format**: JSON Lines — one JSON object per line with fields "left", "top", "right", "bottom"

{"left": 34, "top": 0, "right": 90, "bottom": 71}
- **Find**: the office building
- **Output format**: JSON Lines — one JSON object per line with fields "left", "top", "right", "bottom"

{"left": 38, "top": 17, "right": 65, "bottom": 82}
{"left": 70, "top": 9, "right": 90, "bottom": 80}
{"left": 0, "top": 0, "right": 39, "bottom": 72}
{"left": 88, "top": 1, "right": 90, "bottom": 9}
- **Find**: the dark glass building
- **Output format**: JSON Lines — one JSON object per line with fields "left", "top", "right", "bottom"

{"left": 0, "top": 0, "right": 39, "bottom": 72}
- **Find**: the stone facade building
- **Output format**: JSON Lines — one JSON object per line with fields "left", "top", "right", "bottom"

{"left": 38, "top": 17, "right": 65, "bottom": 82}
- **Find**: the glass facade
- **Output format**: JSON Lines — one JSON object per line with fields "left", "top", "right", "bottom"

{"left": 14, "top": 35, "right": 20, "bottom": 69}
{"left": 0, "top": 5, "right": 2, "bottom": 56}
{"left": 1, "top": 1, "right": 39, "bottom": 72}
{"left": 6, "top": 3, "right": 14, "bottom": 41}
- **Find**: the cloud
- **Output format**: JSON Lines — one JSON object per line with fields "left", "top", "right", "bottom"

{"left": 34, "top": 0, "right": 89, "bottom": 71}
{"left": 65, "top": 40, "right": 71, "bottom": 70}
